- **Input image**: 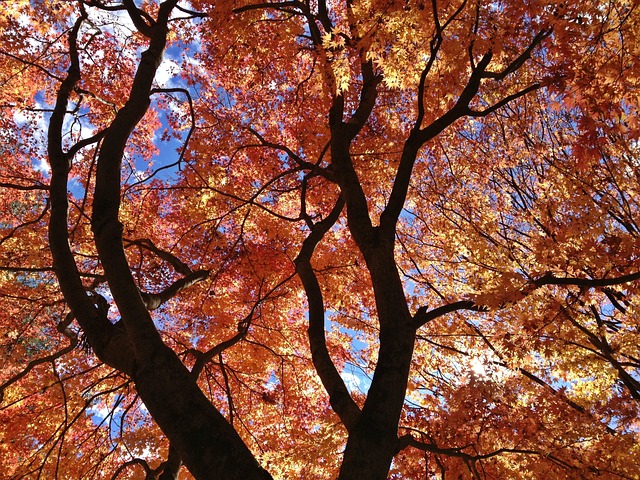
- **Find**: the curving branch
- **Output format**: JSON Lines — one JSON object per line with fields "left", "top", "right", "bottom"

{"left": 47, "top": 12, "right": 134, "bottom": 374}
{"left": 344, "top": 61, "right": 382, "bottom": 139}
{"left": 396, "top": 432, "right": 539, "bottom": 461}
{"left": 91, "top": 0, "right": 181, "bottom": 360}
{"left": 0, "top": 315, "right": 78, "bottom": 404}
{"left": 415, "top": 0, "right": 469, "bottom": 129}
{"left": 82, "top": 1, "right": 273, "bottom": 477}
{"left": 140, "top": 270, "right": 210, "bottom": 310}
{"left": 109, "top": 458, "right": 152, "bottom": 480}
{"left": 482, "top": 29, "right": 552, "bottom": 81}
{"left": 294, "top": 196, "right": 362, "bottom": 432}
{"left": 122, "top": 0, "right": 155, "bottom": 37}
{"left": 414, "top": 270, "right": 640, "bottom": 329}
{"left": 67, "top": 129, "right": 107, "bottom": 158}
{"left": 0, "top": 199, "right": 50, "bottom": 247}
{"left": 414, "top": 300, "right": 488, "bottom": 329}
{"left": 174, "top": 4, "right": 207, "bottom": 19}
{"left": 233, "top": 1, "right": 304, "bottom": 15}
{"left": 245, "top": 126, "right": 334, "bottom": 180}
{"left": 127, "top": 238, "right": 191, "bottom": 275}
{"left": 380, "top": 29, "right": 550, "bottom": 238}
{"left": 190, "top": 273, "right": 296, "bottom": 379}
{"left": 156, "top": 445, "right": 182, "bottom": 479}
{"left": 534, "top": 271, "right": 640, "bottom": 288}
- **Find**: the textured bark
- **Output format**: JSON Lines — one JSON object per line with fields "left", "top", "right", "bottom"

{"left": 48, "top": 14, "right": 135, "bottom": 375}
{"left": 131, "top": 344, "right": 272, "bottom": 480}
{"left": 331, "top": 37, "right": 544, "bottom": 478}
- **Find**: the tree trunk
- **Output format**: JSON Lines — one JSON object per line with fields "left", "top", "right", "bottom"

{"left": 132, "top": 343, "right": 272, "bottom": 479}
{"left": 338, "top": 245, "right": 416, "bottom": 479}
{"left": 48, "top": 4, "right": 274, "bottom": 478}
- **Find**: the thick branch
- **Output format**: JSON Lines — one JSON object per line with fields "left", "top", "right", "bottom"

{"left": 122, "top": 0, "right": 154, "bottom": 37}
{"left": 91, "top": 1, "right": 179, "bottom": 360}
{"left": 47, "top": 13, "right": 134, "bottom": 374}
{"left": 379, "top": 53, "right": 492, "bottom": 237}
{"left": 157, "top": 446, "right": 182, "bottom": 479}
{"left": 87, "top": 3, "right": 272, "bottom": 478}
{"left": 127, "top": 238, "right": 192, "bottom": 275}
{"left": 535, "top": 271, "right": 640, "bottom": 288}
{"left": 141, "top": 270, "right": 210, "bottom": 310}
{"left": 344, "top": 61, "right": 382, "bottom": 138}
{"left": 294, "top": 197, "right": 361, "bottom": 432}
{"left": 67, "top": 129, "right": 107, "bottom": 158}
{"left": 414, "top": 300, "right": 487, "bottom": 328}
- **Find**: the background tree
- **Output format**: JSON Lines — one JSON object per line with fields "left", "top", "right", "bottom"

{"left": 1, "top": 0, "right": 639, "bottom": 479}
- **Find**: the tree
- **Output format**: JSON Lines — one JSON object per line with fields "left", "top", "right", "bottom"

{"left": 1, "top": 0, "right": 639, "bottom": 478}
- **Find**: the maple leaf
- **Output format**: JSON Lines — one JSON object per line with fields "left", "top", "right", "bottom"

{"left": 1, "top": 0, "right": 639, "bottom": 479}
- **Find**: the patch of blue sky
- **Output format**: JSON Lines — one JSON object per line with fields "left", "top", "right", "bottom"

{"left": 324, "top": 313, "right": 372, "bottom": 395}
{"left": 86, "top": 392, "right": 125, "bottom": 432}
{"left": 86, "top": 391, "right": 157, "bottom": 457}
{"left": 265, "top": 370, "right": 280, "bottom": 389}
{"left": 342, "top": 360, "right": 372, "bottom": 395}
{"left": 124, "top": 28, "right": 205, "bottom": 188}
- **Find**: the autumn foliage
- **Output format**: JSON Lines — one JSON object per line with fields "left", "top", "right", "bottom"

{"left": 1, "top": 0, "right": 640, "bottom": 478}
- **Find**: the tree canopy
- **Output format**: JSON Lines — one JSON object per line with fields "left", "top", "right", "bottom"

{"left": 1, "top": 1, "right": 640, "bottom": 478}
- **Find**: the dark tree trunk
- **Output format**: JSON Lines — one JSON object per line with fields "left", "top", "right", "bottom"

{"left": 48, "top": 3, "right": 273, "bottom": 479}
{"left": 337, "top": 247, "right": 416, "bottom": 480}
{"left": 132, "top": 344, "right": 272, "bottom": 480}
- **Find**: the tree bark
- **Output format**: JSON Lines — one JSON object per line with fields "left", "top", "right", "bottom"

{"left": 337, "top": 246, "right": 416, "bottom": 480}
{"left": 328, "top": 94, "right": 417, "bottom": 478}
{"left": 48, "top": 3, "right": 273, "bottom": 478}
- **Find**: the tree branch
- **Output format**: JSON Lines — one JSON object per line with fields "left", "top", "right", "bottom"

{"left": 233, "top": 1, "right": 303, "bottom": 15}
{"left": 534, "top": 271, "right": 640, "bottom": 288}
{"left": 47, "top": 12, "right": 134, "bottom": 374}
{"left": 468, "top": 83, "right": 541, "bottom": 117}
{"left": 295, "top": 197, "right": 362, "bottom": 432}
{"left": 122, "top": 0, "right": 155, "bottom": 37}
{"left": 0, "top": 324, "right": 77, "bottom": 403}
{"left": 414, "top": 300, "right": 488, "bottom": 328}
{"left": 381, "top": 28, "right": 549, "bottom": 238}
{"left": 483, "top": 29, "right": 552, "bottom": 80}
{"left": 0, "top": 181, "right": 49, "bottom": 191}
{"left": 127, "top": 238, "right": 192, "bottom": 275}
{"left": 140, "top": 270, "right": 209, "bottom": 310}
{"left": 91, "top": 0, "right": 180, "bottom": 360}
{"left": 414, "top": 271, "right": 640, "bottom": 329}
